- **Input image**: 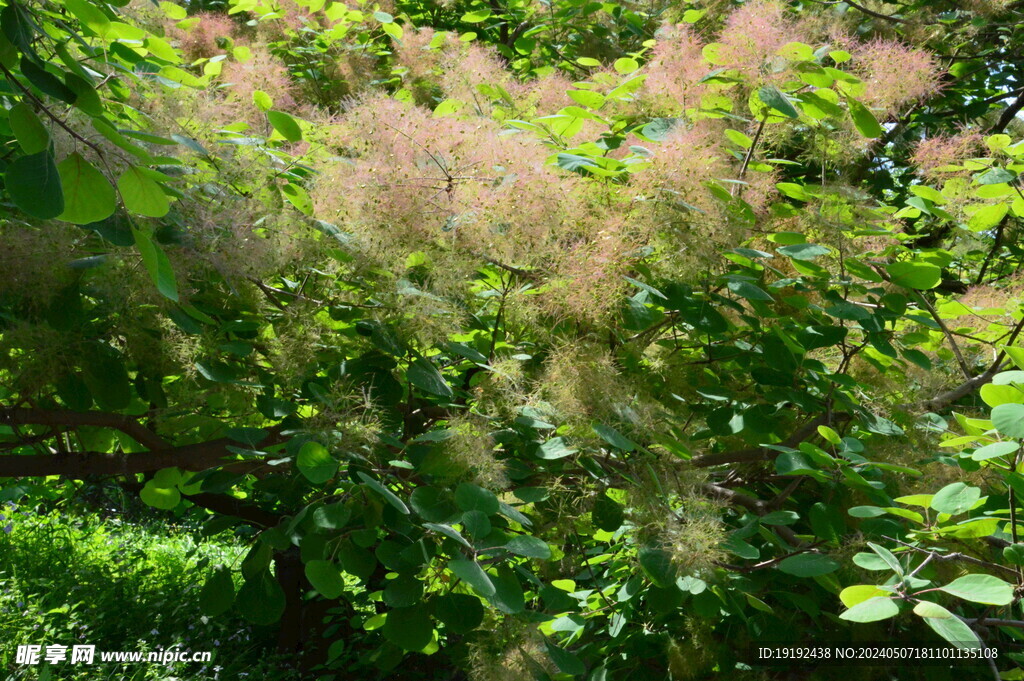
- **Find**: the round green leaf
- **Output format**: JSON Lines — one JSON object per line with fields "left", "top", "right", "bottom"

{"left": 454, "top": 482, "right": 499, "bottom": 515}
{"left": 433, "top": 593, "right": 483, "bottom": 633}
{"left": 383, "top": 575, "right": 423, "bottom": 608}
{"left": 312, "top": 503, "right": 351, "bottom": 532}
{"left": 305, "top": 560, "right": 345, "bottom": 599}
{"left": 5, "top": 151, "right": 64, "bottom": 219}
{"left": 140, "top": 480, "right": 180, "bottom": 510}
{"left": 885, "top": 261, "right": 941, "bottom": 290}
{"left": 118, "top": 166, "right": 169, "bottom": 217}
{"left": 58, "top": 152, "right": 115, "bottom": 224}
{"left": 992, "top": 403, "right": 1024, "bottom": 438}
{"left": 410, "top": 487, "right": 456, "bottom": 522}
{"left": 638, "top": 545, "right": 675, "bottom": 588}
{"left": 930, "top": 482, "right": 982, "bottom": 516}
{"left": 236, "top": 569, "right": 286, "bottom": 625}
{"left": 199, "top": 567, "right": 235, "bottom": 617}
{"left": 297, "top": 441, "right": 337, "bottom": 483}
{"left": 382, "top": 605, "right": 432, "bottom": 651}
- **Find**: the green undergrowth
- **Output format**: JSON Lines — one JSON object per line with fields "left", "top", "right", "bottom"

{"left": 0, "top": 503, "right": 297, "bottom": 680}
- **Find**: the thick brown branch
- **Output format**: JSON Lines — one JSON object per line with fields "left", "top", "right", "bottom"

{"left": 1, "top": 408, "right": 169, "bottom": 451}
{"left": 0, "top": 438, "right": 245, "bottom": 478}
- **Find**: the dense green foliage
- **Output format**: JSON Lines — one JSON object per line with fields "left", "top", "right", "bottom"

{"left": 2, "top": 0, "right": 1024, "bottom": 678}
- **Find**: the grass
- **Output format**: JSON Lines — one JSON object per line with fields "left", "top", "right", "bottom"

{"left": 0, "top": 499, "right": 301, "bottom": 681}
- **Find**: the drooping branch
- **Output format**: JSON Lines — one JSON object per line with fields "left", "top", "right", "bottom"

{"left": 905, "top": 315, "right": 1024, "bottom": 412}
{"left": 991, "top": 91, "right": 1024, "bottom": 134}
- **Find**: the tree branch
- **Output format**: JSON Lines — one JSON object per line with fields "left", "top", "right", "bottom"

{"left": 1, "top": 408, "right": 169, "bottom": 451}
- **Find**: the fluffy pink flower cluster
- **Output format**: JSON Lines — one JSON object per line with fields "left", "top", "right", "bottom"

{"left": 313, "top": 95, "right": 588, "bottom": 266}
{"left": 910, "top": 131, "right": 983, "bottom": 177}
{"left": 169, "top": 12, "right": 236, "bottom": 62}
{"left": 852, "top": 39, "right": 942, "bottom": 116}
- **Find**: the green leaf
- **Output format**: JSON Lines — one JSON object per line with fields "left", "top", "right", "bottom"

{"left": 567, "top": 90, "right": 605, "bottom": 109}
{"left": 992, "top": 403, "right": 1024, "bottom": 438}
{"left": 545, "top": 640, "right": 586, "bottom": 676}
{"left": 384, "top": 575, "right": 423, "bottom": 608}
{"left": 638, "top": 545, "right": 675, "bottom": 588}
{"left": 140, "top": 480, "right": 180, "bottom": 510}
{"left": 358, "top": 472, "right": 409, "bottom": 514}
{"left": 409, "top": 487, "right": 455, "bottom": 522}
{"left": 58, "top": 153, "right": 115, "bottom": 224}
{"left": 449, "top": 557, "right": 495, "bottom": 597}
{"left": 885, "top": 262, "right": 941, "bottom": 290}
{"left": 5, "top": 151, "right": 64, "bottom": 219}
{"left": 1, "top": 3, "right": 34, "bottom": 52}
{"left": 777, "top": 243, "right": 830, "bottom": 260}
{"left": 383, "top": 605, "right": 433, "bottom": 651}
{"left": 312, "top": 503, "right": 351, "bottom": 531}
{"left": 777, "top": 553, "right": 840, "bottom": 577}
{"left": 305, "top": 560, "right": 345, "bottom": 599}
{"left": 975, "top": 167, "right": 1017, "bottom": 185}
{"left": 81, "top": 341, "right": 131, "bottom": 410}
{"left": 848, "top": 99, "right": 883, "bottom": 138}
{"left": 454, "top": 482, "right": 499, "bottom": 515}
{"left": 538, "top": 436, "right": 576, "bottom": 459}
{"left": 840, "top": 596, "right": 899, "bottom": 622}
{"left": 1004, "top": 543, "right": 1024, "bottom": 566}
{"left": 971, "top": 441, "right": 1019, "bottom": 461}
{"left": 866, "top": 542, "right": 904, "bottom": 576}
{"left": 930, "top": 482, "right": 982, "bottom": 515}
{"left": 913, "top": 601, "right": 982, "bottom": 650}
{"left": 267, "top": 110, "right": 302, "bottom": 142}
{"left": 236, "top": 569, "right": 286, "bottom": 625}
{"left": 938, "top": 574, "right": 1014, "bottom": 605}
{"left": 297, "top": 441, "right": 337, "bottom": 483}
{"left": 758, "top": 85, "right": 799, "bottom": 118}
{"left": 199, "top": 567, "right": 235, "bottom": 617}
{"left": 460, "top": 9, "right": 490, "bottom": 22}
{"left": 433, "top": 593, "right": 483, "bottom": 633}
{"left": 593, "top": 424, "right": 637, "bottom": 451}
{"left": 132, "top": 228, "right": 178, "bottom": 301}
{"left": 727, "top": 280, "right": 773, "bottom": 301}
{"left": 504, "top": 535, "right": 551, "bottom": 559}
{"left": 8, "top": 103, "right": 49, "bottom": 154}
{"left": 424, "top": 522, "right": 472, "bottom": 548}
{"left": 593, "top": 493, "right": 624, "bottom": 532}
{"left": 20, "top": 56, "right": 76, "bottom": 103}
{"left": 118, "top": 167, "right": 169, "bottom": 217}
{"left": 407, "top": 357, "right": 453, "bottom": 398}
{"left": 252, "top": 90, "right": 273, "bottom": 111}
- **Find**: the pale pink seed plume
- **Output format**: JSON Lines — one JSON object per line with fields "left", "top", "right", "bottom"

{"left": 717, "top": 0, "right": 792, "bottom": 81}
{"left": 168, "top": 12, "right": 236, "bottom": 62}
{"left": 911, "top": 131, "right": 984, "bottom": 177}
{"left": 642, "top": 23, "right": 711, "bottom": 114}
{"left": 852, "top": 39, "right": 942, "bottom": 116}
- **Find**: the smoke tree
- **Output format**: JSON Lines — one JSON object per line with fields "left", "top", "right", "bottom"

{"left": 1, "top": 0, "right": 1024, "bottom": 677}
